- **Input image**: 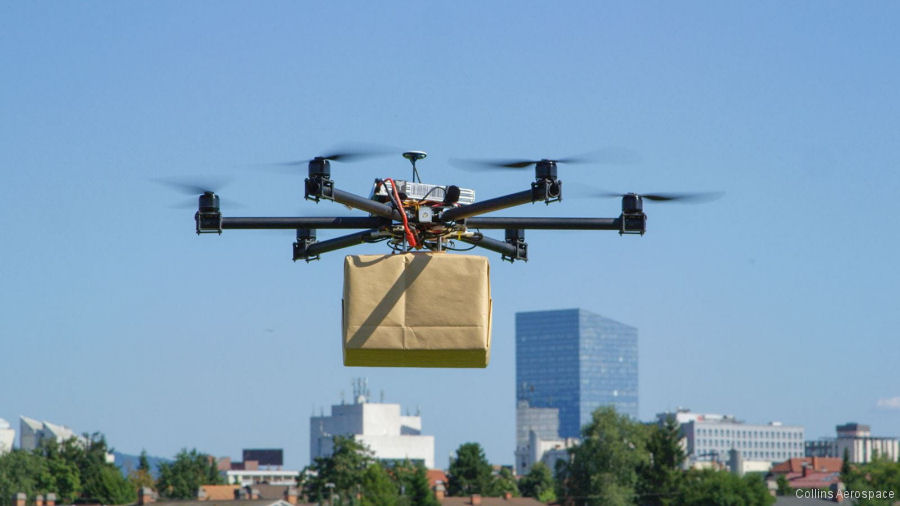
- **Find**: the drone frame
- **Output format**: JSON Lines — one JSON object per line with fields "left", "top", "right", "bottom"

{"left": 194, "top": 156, "right": 647, "bottom": 263}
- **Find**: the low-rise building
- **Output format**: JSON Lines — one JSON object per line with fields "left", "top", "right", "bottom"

{"left": 20, "top": 416, "right": 87, "bottom": 450}
{"left": 770, "top": 457, "right": 842, "bottom": 491}
{"left": 310, "top": 380, "right": 434, "bottom": 469}
{"left": 0, "top": 419, "right": 14, "bottom": 455}
{"left": 19, "top": 416, "right": 114, "bottom": 462}
{"left": 660, "top": 409, "right": 804, "bottom": 466}
{"left": 805, "top": 423, "right": 898, "bottom": 464}
{"left": 224, "top": 469, "right": 300, "bottom": 487}
{"left": 515, "top": 401, "right": 578, "bottom": 475}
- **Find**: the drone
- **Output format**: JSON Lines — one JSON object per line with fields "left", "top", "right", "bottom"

{"left": 185, "top": 150, "right": 718, "bottom": 262}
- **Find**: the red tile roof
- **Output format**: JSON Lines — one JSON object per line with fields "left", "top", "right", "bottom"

{"left": 428, "top": 469, "right": 449, "bottom": 488}
{"left": 786, "top": 471, "right": 840, "bottom": 490}
{"left": 771, "top": 457, "right": 842, "bottom": 474}
{"left": 199, "top": 485, "right": 239, "bottom": 501}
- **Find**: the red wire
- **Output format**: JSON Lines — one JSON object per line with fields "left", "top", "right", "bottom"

{"left": 385, "top": 178, "right": 418, "bottom": 248}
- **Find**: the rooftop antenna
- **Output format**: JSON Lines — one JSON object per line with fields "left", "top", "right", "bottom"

{"left": 403, "top": 151, "right": 427, "bottom": 183}
{"left": 352, "top": 377, "right": 370, "bottom": 404}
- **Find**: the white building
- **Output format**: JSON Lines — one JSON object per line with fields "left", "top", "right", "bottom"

{"left": 806, "top": 423, "right": 899, "bottom": 464}
{"left": 515, "top": 401, "right": 579, "bottom": 475}
{"left": 310, "top": 380, "right": 434, "bottom": 469}
{"left": 19, "top": 416, "right": 113, "bottom": 462}
{"left": 661, "top": 409, "right": 805, "bottom": 465}
{"left": 20, "top": 416, "right": 86, "bottom": 451}
{"left": 0, "top": 419, "right": 15, "bottom": 455}
{"left": 225, "top": 469, "right": 300, "bottom": 486}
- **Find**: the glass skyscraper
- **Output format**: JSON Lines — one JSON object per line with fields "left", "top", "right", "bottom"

{"left": 516, "top": 308, "right": 638, "bottom": 439}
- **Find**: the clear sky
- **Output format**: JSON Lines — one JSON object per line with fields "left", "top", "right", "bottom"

{"left": 2, "top": 2, "right": 899, "bottom": 471}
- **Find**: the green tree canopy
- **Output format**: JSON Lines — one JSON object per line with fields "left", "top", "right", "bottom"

{"left": 155, "top": 448, "right": 223, "bottom": 500}
{"left": 487, "top": 467, "right": 519, "bottom": 497}
{"left": 0, "top": 433, "right": 134, "bottom": 506}
{"left": 680, "top": 469, "right": 774, "bottom": 506}
{"left": 637, "top": 414, "right": 686, "bottom": 505}
{"left": 557, "top": 406, "right": 650, "bottom": 505}
{"left": 77, "top": 434, "right": 135, "bottom": 505}
{"left": 138, "top": 450, "right": 151, "bottom": 473}
{"left": 390, "top": 460, "right": 438, "bottom": 506}
{"left": 128, "top": 449, "right": 155, "bottom": 491}
{"left": 300, "top": 436, "right": 374, "bottom": 504}
{"left": 518, "top": 462, "right": 555, "bottom": 502}
{"left": 447, "top": 443, "right": 492, "bottom": 497}
{"left": 840, "top": 454, "right": 900, "bottom": 506}
{"left": 0, "top": 449, "right": 47, "bottom": 506}
{"left": 360, "top": 464, "right": 397, "bottom": 506}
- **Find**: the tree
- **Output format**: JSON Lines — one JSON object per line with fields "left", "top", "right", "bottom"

{"left": 128, "top": 450, "right": 155, "bottom": 492}
{"left": 518, "top": 462, "right": 555, "bottom": 503}
{"left": 360, "top": 464, "right": 398, "bottom": 506}
{"left": 775, "top": 474, "right": 792, "bottom": 496}
{"left": 841, "top": 447, "right": 852, "bottom": 477}
{"left": 0, "top": 449, "right": 46, "bottom": 506}
{"left": 156, "top": 448, "right": 223, "bottom": 500}
{"left": 77, "top": 434, "right": 135, "bottom": 505}
{"left": 447, "top": 443, "right": 492, "bottom": 497}
{"left": 82, "top": 465, "right": 135, "bottom": 505}
{"left": 391, "top": 461, "right": 438, "bottom": 506}
{"left": 557, "top": 406, "right": 650, "bottom": 505}
{"left": 487, "top": 467, "right": 518, "bottom": 497}
{"left": 300, "top": 436, "right": 373, "bottom": 504}
{"left": 679, "top": 470, "right": 774, "bottom": 506}
{"left": 138, "top": 450, "right": 151, "bottom": 473}
{"left": 840, "top": 454, "right": 900, "bottom": 506}
{"left": 637, "top": 415, "right": 686, "bottom": 505}
{"left": 0, "top": 433, "right": 134, "bottom": 506}
{"left": 33, "top": 439, "right": 81, "bottom": 503}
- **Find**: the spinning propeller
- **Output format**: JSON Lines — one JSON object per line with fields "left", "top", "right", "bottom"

{"left": 155, "top": 177, "right": 238, "bottom": 209}
{"left": 272, "top": 144, "right": 397, "bottom": 169}
{"left": 594, "top": 191, "right": 724, "bottom": 203}
{"left": 450, "top": 147, "right": 641, "bottom": 171}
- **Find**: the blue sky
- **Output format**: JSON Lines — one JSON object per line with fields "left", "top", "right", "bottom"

{"left": 2, "top": 2, "right": 899, "bottom": 470}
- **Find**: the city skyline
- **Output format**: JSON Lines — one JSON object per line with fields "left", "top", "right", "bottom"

{"left": 3, "top": 2, "right": 899, "bottom": 471}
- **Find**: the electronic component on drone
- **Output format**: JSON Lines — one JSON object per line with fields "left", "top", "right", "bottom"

{"left": 371, "top": 179, "right": 476, "bottom": 206}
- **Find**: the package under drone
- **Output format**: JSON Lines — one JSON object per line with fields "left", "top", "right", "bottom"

{"left": 342, "top": 252, "right": 492, "bottom": 367}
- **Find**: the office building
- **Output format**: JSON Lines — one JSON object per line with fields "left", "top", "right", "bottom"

{"left": 19, "top": 416, "right": 85, "bottom": 451}
{"left": 805, "top": 423, "right": 898, "bottom": 464}
{"left": 514, "top": 402, "right": 580, "bottom": 475}
{"left": 515, "top": 309, "right": 637, "bottom": 474}
{"left": 310, "top": 379, "right": 434, "bottom": 469}
{"left": 224, "top": 469, "right": 300, "bottom": 487}
{"left": 0, "top": 419, "right": 14, "bottom": 455}
{"left": 516, "top": 308, "right": 638, "bottom": 439}
{"left": 662, "top": 409, "right": 805, "bottom": 464}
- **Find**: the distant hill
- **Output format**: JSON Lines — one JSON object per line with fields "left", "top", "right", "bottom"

{"left": 113, "top": 451, "right": 171, "bottom": 478}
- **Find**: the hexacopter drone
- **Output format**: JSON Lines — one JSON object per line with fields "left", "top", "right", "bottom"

{"left": 183, "top": 150, "right": 718, "bottom": 262}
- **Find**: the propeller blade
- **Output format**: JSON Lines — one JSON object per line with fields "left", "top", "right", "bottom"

{"left": 556, "top": 147, "right": 641, "bottom": 165}
{"left": 451, "top": 147, "right": 640, "bottom": 171}
{"left": 640, "top": 191, "right": 724, "bottom": 203}
{"left": 497, "top": 160, "right": 541, "bottom": 169}
{"left": 153, "top": 176, "right": 231, "bottom": 195}
{"left": 449, "top": 158, "right": 542, "bottom": 170}
{"left": 169, "top": 196, "right": 244, "bottom": 209}
{"left": 590, "top": 190, "right": 724, "bottom": 203}
{"left": 266, "top": 143, "right": 399, "bottom": 168}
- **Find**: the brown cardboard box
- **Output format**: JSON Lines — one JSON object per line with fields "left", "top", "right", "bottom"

{"left": 342, "top": 252, "right": 492, "bottom": 367}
